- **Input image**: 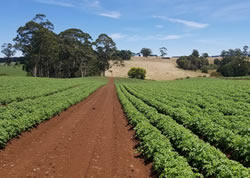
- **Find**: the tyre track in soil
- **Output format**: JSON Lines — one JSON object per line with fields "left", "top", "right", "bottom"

{"left": 0, "top": 78, "right": 152, "bottom": 178}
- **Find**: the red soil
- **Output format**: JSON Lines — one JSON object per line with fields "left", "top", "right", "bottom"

{"left": 0, "top": 79, "right": 152, "bottom": 178}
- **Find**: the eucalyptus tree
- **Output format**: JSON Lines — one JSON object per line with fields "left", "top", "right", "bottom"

{"left": 59, "top": 28, "right": 94, "bottom": 77}
{"left": 243, "top": 45, "right": 249, "bottom": 56}
{"left": 14, "top": 14, "right": 58, "bottom": 77}
{"left": 159, "top": 47, "right": 167, "bottom": 58}
{"left": 94, "top": 34, "right": 117, "bottom": 76}
{"left": 1, "top": 43, "right": 16, "bottom": 65}
{"left": 140, "top": 48, "right": 152, "bottom": 57}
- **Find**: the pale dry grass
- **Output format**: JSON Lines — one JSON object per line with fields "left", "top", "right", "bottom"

{"left": 105, "top": 57, "right": 210, "bottom": 80}
{"left": 208, "top": 57, "right": 222, "bottom": 64}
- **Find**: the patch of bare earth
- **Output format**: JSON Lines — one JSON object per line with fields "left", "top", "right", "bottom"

{"left": 106, "top": 57, "right": 210, "bottom": 80}
{"left": 0, "top": 79, "right": 152, "bottom": 178}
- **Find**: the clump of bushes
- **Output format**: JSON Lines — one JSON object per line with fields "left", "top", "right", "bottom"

{"left": 216, "top": 48, "right": 250, "bottom": 77}
{"left": 211, "top": 72, "right": 222, "bottom": 77}
{"left": 176, "top": 50, "right": 209, "bottom": 71}
{"left": 128, "top": 67, "right": 146, "bottom": 79}
{"left": 117, "top": 50, "right": 132, "bottom": 60}
{"left": 201, "top": 66, "right": 208, "bottom": 73}
{"left": 201, "top": 64, "right": 218, "bottom": 73}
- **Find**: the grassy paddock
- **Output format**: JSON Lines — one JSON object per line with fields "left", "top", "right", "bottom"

{"left": 0, "top": 63, "right": 27, "bottom": 76}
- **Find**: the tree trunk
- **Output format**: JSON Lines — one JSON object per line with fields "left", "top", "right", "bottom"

{"left": 33, "top": 65, "right": 37, "bottom": 77}
{"left": 80, "top": 68, "right": 84, "bottom": 78}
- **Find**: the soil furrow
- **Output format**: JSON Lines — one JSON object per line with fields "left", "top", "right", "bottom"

{"left": 0, "top": 78, "right": 152, "bottom": 178}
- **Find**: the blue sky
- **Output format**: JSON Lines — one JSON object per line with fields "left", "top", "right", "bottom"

{"left": 0, "top": 0, "right": 250, "bottom": 57}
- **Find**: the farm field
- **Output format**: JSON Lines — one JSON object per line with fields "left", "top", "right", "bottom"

{"left": 116, "top": 78, "right": 250, "bottom": 177}
{"left": 0, "top": 77, "right": 151, "bottom": 177}
{"left": 0, "top": 63, "right": 27, "bottom": 76}
{"left": 0, "top": 76, "right": 250, "bottom": 177}
{"left": 0, "top": 76, "right": 107, "bottom": 148}
{"left": 223, "top": 76, "right": 250, "bottom": 80}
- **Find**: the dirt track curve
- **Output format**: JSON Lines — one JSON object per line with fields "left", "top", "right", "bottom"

{"left": 0, "top": 79, "right": 152, "bottom": 178}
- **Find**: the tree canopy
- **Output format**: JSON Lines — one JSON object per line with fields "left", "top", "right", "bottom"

{"left": 1, "top": 43, "right": 16, "bottom": 65}
{"left": 217, "top": 47, "right": 250, "bottom": 77}
{"left": 10, "top": 14, "right": 129, "bottom": 77}
{"left": 159, "top": 47, "right": 167, "bottom": 57}
{"left": 140, "top": 48, "right": 152, "bottom": 57}
{"left": 177, "top": 50, "right": 209, "bottom": 71}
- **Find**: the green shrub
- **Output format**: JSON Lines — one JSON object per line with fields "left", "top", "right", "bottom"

{"left": 217, "top": 48, "right": 250, "bottom": 77}
{"left": 214, "top": 58, "right": 221, "bottom": 66}
{"left": 176, "top": 50, "right": 209, "bottom": 71}
{"left": 128, "top": 67, "right": 146, "bottom": 79}
{"left": 201, "top": 65, "right": 208, "bottom": 73}
{"left": 211, "top": 72, "right": 222, "bottom": 77}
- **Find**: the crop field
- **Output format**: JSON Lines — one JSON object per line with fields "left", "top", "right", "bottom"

{"left": 0, "top": 76, "right": 107, "bottom": 148}
{"left": 0, "top": 63, "right": 27, "bottom": 76}
{"left": 0, "top": 76, "right": 250, "bottom": 177}
{"left": 116, "top": 78, "right": 250, "bottom": 177}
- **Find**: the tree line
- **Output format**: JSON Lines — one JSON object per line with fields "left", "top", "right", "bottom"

{"left": 177, "top": 47, "right": 250, "bottom": 77}
{"left": 1, "top": 14, "right": 132, "bottom": 77}
{"left": 217, "top": 47, "right": 250, "bottom": 77}
{"left": 139, "top": 47, "right": 168, "bottom": 58}
{"left": 176, "top": 50, "right": 209, "bottom": 71}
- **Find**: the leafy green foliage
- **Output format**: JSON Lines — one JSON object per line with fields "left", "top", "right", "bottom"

{"left": 217, "top": 48, "right": 250, "bottom": 77}
{"left": 177, "top": 50, "right": 209, "bottom": 71}
{"left": 0, "top": 77, "right": 107, "bottom": 148}
{"left": 117, "top": 50, "right": 132, "bottom": 60}
{"left": 116, "top": 85, "right": 201, "bottom": 177}
{"left": 12, "top": 14, "right": 125, "bottom": 78}
{"left": 214, "top": 58, "right": 221, "bottom": 66}
{"left": 210, "top": 72, "right": 222, "bottom": 77}
{"left": 159, "top": 47, "right": 167, "bottom": 57}
{"left": 140, "top": 48, "right": 152, "bottom": 57}
{"left": 0, "top": 63, "right": 27, "bottom": 76}
{"left": 1, "top": 43, "right": 16, "bottom": 65}
{"left": 128, "top": 67, "right": 146, "bottom": 79}
{"left": 115, "top": 78, "right": 250, "bottom": 177}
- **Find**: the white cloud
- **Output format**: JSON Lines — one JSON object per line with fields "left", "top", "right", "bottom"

{"left": 109, "top": 33, "right": 126, "bottom": 40}
{"left": 155, "top": 25, "right": 164, "bottom": 28}
{"left": 126, "top": 34, "right": 183, "bottom": 42}
{"left": 213, "top": 2, "right": 250, "bottom": 20}
{"left": 36, "top": 0, "right": 74, "bottom": 7}
{"left": 99, "top": 11, "right": 121, "bottom": 19}
{"left": 124, "top": 27, "right": 141, "bottom": 32}
{"left": 35, "top": 0, "right": 121, "bottom": 20}
{"left": 145, "top": 34, "right": 182, "bottom": 41}
{"left": 88, "top": 0, "right": 101, "bottom": 8}
{"left": 161, "top": 35, "right": 182, "bottom": 40}
{"left": 168, "top": 18, "right": 209, "bottom": 28}
{"left": 153, "top": 15, "right": 209, "bottom": 29}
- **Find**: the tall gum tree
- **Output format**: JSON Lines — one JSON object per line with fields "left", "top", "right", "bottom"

{"left": 59, "top": 28, "right": 94, "bottom": 78}
{"left": 1, "top": 43, "right": 16, "bottom": 65}
{"left": 94, "top": 34, "right": 118, "bottom": 76}
{"left": 14, "top": 14, "right": 57, "bottom": 77}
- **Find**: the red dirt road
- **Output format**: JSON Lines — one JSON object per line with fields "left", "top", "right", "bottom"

{"left": 0, "top": 79, "right": 152, "bottom": 178}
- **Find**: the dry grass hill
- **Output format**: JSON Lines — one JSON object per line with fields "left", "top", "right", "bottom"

{"left": 105, "top": 57, "right": 212, "bottom": 80}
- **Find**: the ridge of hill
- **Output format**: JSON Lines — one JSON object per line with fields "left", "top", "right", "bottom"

{"left": 105, "top": 57, "right": 210, "bottom": 80}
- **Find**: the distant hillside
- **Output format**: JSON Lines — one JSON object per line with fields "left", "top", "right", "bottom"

{"left": 105, "top": 57, "right": 210, "bottom": 80}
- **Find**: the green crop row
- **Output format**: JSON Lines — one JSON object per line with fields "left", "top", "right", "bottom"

{"left": 124, "top": 85, "right": 250, "bottom": 166}
{"left": 130, "top": 85, "right": 250, "bottom": 137}
{"left": 0, "top": 78, "right": 106, "bottom": 148}
{"left": 116, "top": 85, "right": 201, "bottom": 178}
{"left": 117, "top": 83, "right": 250, "bottom": 177}
{"left": 0, "top": 77, "right": 103, "bottom": 104}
